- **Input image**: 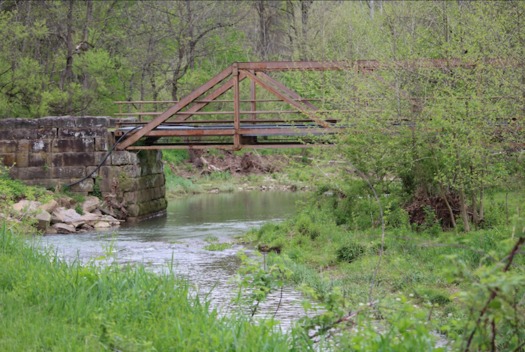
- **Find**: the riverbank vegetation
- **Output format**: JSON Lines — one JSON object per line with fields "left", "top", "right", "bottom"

{"left": 161, "top": 149, "right": 321, "bottom": 197}
{"left": 0, "top": 222, "right": 316, "bottom": 351}
{"left": 244, "top": 186, "right": 524, "bottom": 350}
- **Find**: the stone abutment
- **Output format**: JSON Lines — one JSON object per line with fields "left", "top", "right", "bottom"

{"left": 0, "top": 116, "right": 167, "bottom": 222}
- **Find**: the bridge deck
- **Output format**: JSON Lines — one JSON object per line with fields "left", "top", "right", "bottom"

{"left": 115, "top": 122, "right": 340, "bottom": 150}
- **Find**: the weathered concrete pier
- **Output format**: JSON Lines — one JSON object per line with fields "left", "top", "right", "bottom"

{"left": 0, "top": 116, "right": 167, "bottom": 221}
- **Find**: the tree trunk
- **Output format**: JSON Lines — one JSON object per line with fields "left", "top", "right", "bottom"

{"left": 82, "top": 0, "right": 93, "bottom": 90}
{"left": 171, "top": 72, "right": 179, "bottom": 101}
{"left": 439, "top": 184, "right": 457, "bottom": 229}
{"left": 60, "top": 0, "right": 75, "bottom": 113}
{"left": 255, "top": 0, "right": 270, "bottom": 59}
{"left": 471, "top": 191, "right": 479, "bottom": 230}
{"left": 83, "top": 0, "right": 92, "bottom": 43}
{"left": 60, "top": 0, "right": 75, "bottom": 91}
{"left": 300, "top": 0, "right": 313, "bottom": 60}
{"left": 459, "top": 188, "right": 470, "bottom": 232}
{"left": 185, "top": 0, "right": 195, "bottom": 69}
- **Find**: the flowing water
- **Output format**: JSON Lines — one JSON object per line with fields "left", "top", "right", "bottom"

{"left": 42, "top": 191, "right": 313, "bottom": 329}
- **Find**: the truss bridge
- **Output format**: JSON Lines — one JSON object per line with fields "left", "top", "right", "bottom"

{"left": 114, "top": 59, "right": 522, "bottom": 151}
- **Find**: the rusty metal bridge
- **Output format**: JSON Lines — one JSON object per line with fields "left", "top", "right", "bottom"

{"left": 114, "top": 60, "right": 521, "bottom": 151}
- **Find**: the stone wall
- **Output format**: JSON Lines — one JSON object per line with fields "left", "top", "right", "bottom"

{"left": 0, "top": 116, "right": 167, "bottom": 222}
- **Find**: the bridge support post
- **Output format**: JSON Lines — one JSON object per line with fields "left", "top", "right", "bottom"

{"left": 233, "top": 64, "right": 241, "bottom": 150}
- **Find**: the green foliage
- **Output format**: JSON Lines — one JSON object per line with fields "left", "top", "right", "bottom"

{"left": 0, "top": 166, "right": 51, "bottom": 204}
{"left": 204, "top": 242, "right": 232, "bottom": 251}
{"left": 161, "top": 150, "right": 189, "bottom": 165}
{"left": 334, "top": 297, "right": 444, "bottom": 352}
{"left": 336, "top": 242, "right": 365, "bottom": 264}
{"left": 442, "top": 233, "right": 525, "bottom": 351}
{"left": 240, "top": 183, "right": 524, "bottom": 348}
{"left": 235, "top": 251, "right": 296, "bottom": 322}
{"left": 295, "top": 213, "right": 321, "bottom": 241}
{"left": 0, "top": 223, "right": 307, "bottom": 351}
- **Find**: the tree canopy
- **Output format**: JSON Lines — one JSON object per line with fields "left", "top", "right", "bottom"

{"left": 0, "top": 1, "right": 521, "bottom": 118}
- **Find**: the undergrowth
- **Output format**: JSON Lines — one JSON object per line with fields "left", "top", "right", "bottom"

{"left": 242, "top": 183, "right": 525, "bottom": 350}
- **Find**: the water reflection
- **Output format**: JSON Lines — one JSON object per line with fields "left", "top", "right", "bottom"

{"left": 42, "top": 191, "right": 312, "bottom": 329}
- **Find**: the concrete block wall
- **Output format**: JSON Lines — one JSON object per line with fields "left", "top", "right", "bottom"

{"left": 0, "top": 116, "right": 167, "bottom": 221}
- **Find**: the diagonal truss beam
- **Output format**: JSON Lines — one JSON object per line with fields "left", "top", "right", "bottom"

{"left": 255, "top": 72, "right": 319, "bottom": 111}
{"left": 171, "top": 72, "right": 247, "bottom": 122}
{"left": 242, "top": 70, "right": 331, "bottom": 128}
{"left": 117, "top": 65, "right": 233, "bottom": 150}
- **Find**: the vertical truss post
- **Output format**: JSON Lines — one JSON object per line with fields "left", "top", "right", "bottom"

{"left": 250, "top": 70, "right": 257, "bottom": 123}
{"left": 233, "top": 64, "right": 241, "bottom": 149}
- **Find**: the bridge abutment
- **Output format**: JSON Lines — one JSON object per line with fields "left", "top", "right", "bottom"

{"left": 0, "top": 116, "right": 167, "bottom": 222}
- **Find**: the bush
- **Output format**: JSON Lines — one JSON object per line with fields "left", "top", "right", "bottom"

{"left": 336, "top": 242, "right": 365, "bottom": 263}
{"left": 295, "top": 213, "right": 321, "bottom": 240}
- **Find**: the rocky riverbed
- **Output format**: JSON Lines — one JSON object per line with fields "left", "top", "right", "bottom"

{"left": 9, "top": 196, "right": 122, "bottom": 234}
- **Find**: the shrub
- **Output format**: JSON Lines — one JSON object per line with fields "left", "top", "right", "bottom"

{"left": 336, "top": 242, "right": 365, "bottom": 263}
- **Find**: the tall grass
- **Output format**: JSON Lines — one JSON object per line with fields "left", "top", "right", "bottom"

{"left": 0, "top": 222, "right": 311, "bottom": 351}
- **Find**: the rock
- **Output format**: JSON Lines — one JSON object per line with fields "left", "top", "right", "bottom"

{"left": 57, "top": 196, "right": 76, "bottom": 208}
{"left": 99, "top": 204, "right": 117, "bottom": 218}
{"left": 100, "top": 215, "right": 121, "bottom": 226}
{"left": 45, "top": 227, "right": 58, "bottom": 235}
{"left": 13, "top": 200, "right": 41, "bottom": 214}
{"left": 70, "top": 221, "right": 86, "bottom": 229}
{"left": 82, "top": 196, "right": 100, "bottom": 214}
{"left": 52, "top": 208, "right": 83, "bottom": 224}
{"left": 40, "top": 199, "right": 58, "bottom": 213}
{"left": 52, "top": 223, "right": 76, "bottom": 234}
{"left": 94, "top": 221, "right": 111, "bottom": 229}
{"left": 80, "top": 212, "right": 101, "bottom": 222}
{"left": 80, "top": 223, "right": 94, "bottom": 231}
{"left": 35, "top": 210, "right": 51, "bottom": 232}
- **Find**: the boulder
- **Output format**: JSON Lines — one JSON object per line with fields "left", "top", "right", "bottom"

{"left": 80, "top": 212, "right": 101, "bottom": 222}
{"left": 57, "top": 196, "right": 76, "bottom": 208}
{"left": 82, "top": 196, "right": 100, "bottom": 214}
{"left": 45, "top": 226, "right": 58, "bottom": 235}
{"left": 52, "top": 223, "right": 76, "bottom": 234}
{"left": 100, "top": 215, "right": 121, "bottom": 226}
{"left": 35, "top": 210, "right": 51, "bottom": 232}
{"left": 94, "top": 221, "right": 111, "bottom": 229}
{"left": 80, "top": 223, "right": 94, "bottom": 231}
{"left": 13, "top": 200, "right": 41, "bottom": 214}
{"left": 52, "top": 208, "right": 83, "bottom": 224}
{"left": 40, "top": 199, "right": 58, "bottom": 213}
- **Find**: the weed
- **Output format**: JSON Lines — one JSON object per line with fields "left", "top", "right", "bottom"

{"left": 336, "top": 242, "right": 365, "bottom": 263}
{"left": 204, "top": 235, "right": 219, "bottom": 243}
{"left": 204, "top": 242, "right": 231, "bottom": 251}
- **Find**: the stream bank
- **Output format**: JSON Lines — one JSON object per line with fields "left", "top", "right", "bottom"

{"left": 42, "top": 191, "right": 314, "bottom": 329}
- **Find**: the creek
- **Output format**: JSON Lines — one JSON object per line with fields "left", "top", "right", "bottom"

{"left": 42, "top": 191, "right": 312, "bottom": 330}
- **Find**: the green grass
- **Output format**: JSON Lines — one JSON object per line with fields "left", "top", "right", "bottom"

{"left": 243, "top": 188, "right": 525, "bottom": 346}
{"left": 0, "top": 166, "right": 52, "bottom": 205}
{"left": 0, "top": 222, "right": 313, "bottom": 351}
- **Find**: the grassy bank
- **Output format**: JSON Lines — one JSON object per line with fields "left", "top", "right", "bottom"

{"left": 242, "top": 186, "right": 525, "bottom": 350}
{"left": 162, "top": 149, "right": 323, "bottom": 197}
{"left": 0, "top": 222, "right": 314, "bottom": 351}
